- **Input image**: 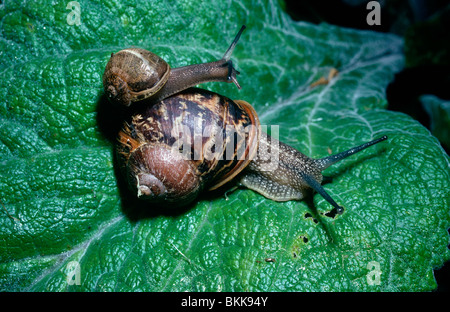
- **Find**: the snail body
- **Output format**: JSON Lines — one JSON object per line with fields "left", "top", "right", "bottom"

{"left": 103, "top": 26, "right": 246, "bottom": 107}
{"left": 117, "top": 88, "right": 387, "bottom": 214}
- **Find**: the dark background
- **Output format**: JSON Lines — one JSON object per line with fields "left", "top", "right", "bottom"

{"left": 284, "top": 0, "right": 450, "bottom": 292}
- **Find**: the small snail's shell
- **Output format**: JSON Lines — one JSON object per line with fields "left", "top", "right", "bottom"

{"left": 103, "top": 48, "right": 171, "bottom": 107}
{"left": 117, "top": 88, "right": 260, "bottom": 206}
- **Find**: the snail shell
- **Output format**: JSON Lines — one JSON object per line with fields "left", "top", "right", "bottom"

{"left": 117, "top": 88, "right": 260, "bottom": 206}
{"left": 103, "top": 49, "right": 171, "bottom": 107}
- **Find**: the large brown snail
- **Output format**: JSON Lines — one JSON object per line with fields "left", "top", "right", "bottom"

{"left": 116, "top": 88, "right": 387, "bottom": 214}
{"left": 103, "top": 26, "right": 246, "bottom": 107}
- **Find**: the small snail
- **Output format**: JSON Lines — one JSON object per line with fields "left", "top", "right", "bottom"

{"left": 117, "top": 88, "right": 387, "bottom": 214}
{"left": 103, "top": 26, "right": 246, "bottom": 107}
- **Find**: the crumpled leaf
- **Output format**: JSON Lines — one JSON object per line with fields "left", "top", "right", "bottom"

{"left": 1, "top": 0, "right": 449, "bottom": 292}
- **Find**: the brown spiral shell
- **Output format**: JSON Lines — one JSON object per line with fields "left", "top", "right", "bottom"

{"left": 117, "top": 88, "right": 260, "bottom": 206}
{"left": 103, "top": 48, "right": 171, "bottom": 107}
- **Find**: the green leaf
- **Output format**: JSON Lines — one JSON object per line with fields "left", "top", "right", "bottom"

{"left": 420, "top": 95, "right": 450, "bottom": 150}
{"left": 1, "top": 0, "right": 449, "bottom": 292}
